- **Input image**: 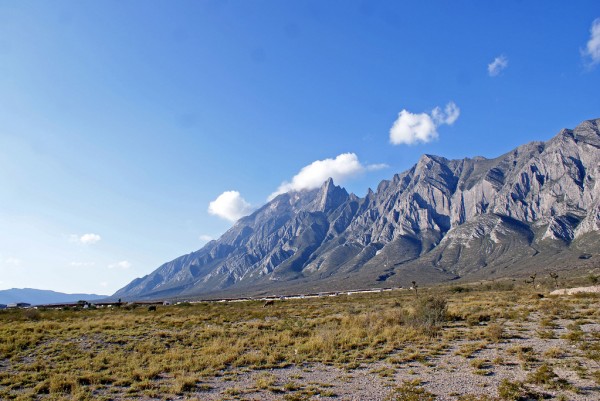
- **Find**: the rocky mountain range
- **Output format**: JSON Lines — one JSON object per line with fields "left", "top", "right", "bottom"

{"left": 114, "top": 118, "right": 600, "bottom": 300}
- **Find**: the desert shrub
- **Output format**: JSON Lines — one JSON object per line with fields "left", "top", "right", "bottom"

{"left": 527, "top": 364, "right": 571, "bottom": 390}
{"left": 254, "top": 373, "right": 276, "bottom": 389}
{"left": 470, "top": 358, "right": 487, "bottom": 369}
{"left": 386, "top": 379, "right": 436, "bottom": 401}
{"left": 592, "top": 370, "right": 600, "bottom": 385}
{"left": 34, "top": 380, "right": 50, "bottom": 394}
{"left": 537, "top": 329, "right": 555, "bottom": 339}
{"left": 482, "top": 282, "right": 514, "bottom": 292}
{"left": 485, "top": 323, "right": 504, "bottom": 342}
{"left": 49, "top": 374, "right": 77, "bottom": 395}
{"left": 497, "top": 379, "right": 540, "bottom": 400}
{"left": 23, "top": 309, "right": 41, "bottom": 321}
{"left": 466, "top": 313, "right": 491, "bottom": 326}
{"left": 507, "top": 345, "right": 537, "bottom": 364}
{"left": 527, "top": 363, "right": 556, "bottom": 386}
{"left": 543, "top": 347, "right": 564, "bottom": 359}
{"left": 408, "top": 296, "right": 447, "bottom": 336}
{"left": 450, "top": 286, "right": 471, "bottom": 293}
{"left": 173, "top": 376, "right": 197, "bottom": 394}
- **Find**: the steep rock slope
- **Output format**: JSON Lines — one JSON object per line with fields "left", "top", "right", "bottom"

{"left": 114, "top": 119, "right": 600, "bottom": 300}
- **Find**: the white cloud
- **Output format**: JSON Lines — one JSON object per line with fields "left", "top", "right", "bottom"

{"left": 108, "top": 260, "right": 131, "bottom": 269}
{"left": 208, "top": 191, "right": 254, "bottom": 222}
{"left": 269, "top": 153, "right": 388, "bottom": 199}
{"left": 389, "top": 102, "right": 460, "bottom": 145}
{"left": 488, "top": 55, "right": 508, "bottom": 77}
{"left": 199, "top": 234, "right": 214, "bottom": 242}
{"left": 70, "top": 233, "right": 102, "bottom": 245}
{"left": 582, "top": 18, "right": 600, "bottom": 67}
{"left": 390, "top": 110, "right": 437, "bottom": 145}
{"left": 99, "top": 281, "right": 108, "bottom": 288}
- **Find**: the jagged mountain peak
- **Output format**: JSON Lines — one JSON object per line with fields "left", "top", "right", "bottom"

{"left": 311, "top": 178, "right": 349, "bottom": 213}
{"left": 113, "top": 119, "right": 600, "bottom": 300}
{"left": 572, "top": 118, "right": 600, "bottom": 147}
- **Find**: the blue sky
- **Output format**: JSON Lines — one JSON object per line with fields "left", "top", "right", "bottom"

{"left": 1, "top": 1, "right": 599, "bottom": 294}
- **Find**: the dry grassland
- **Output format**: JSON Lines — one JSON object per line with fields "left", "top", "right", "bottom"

{"left": 0, "top": 282, "right": 599, "bottom": 400}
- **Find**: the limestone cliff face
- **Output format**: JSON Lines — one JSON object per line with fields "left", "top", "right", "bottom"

{"left": 114, "top": 119, "right": 600, "bottom": 300}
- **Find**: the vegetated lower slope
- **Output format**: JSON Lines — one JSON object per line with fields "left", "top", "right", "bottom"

{"left": 0, "top": 288, "right": 107, "bottom": 306}
{"left": 114, "top": 118, "right": 600, "bottom": 300}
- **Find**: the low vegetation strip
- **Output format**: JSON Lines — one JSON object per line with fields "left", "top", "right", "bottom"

{"left": 0, "top": 283, "right": 598, "bottom": 400}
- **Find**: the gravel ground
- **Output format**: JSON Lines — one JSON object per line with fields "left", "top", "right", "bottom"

{"left": 174, "top": 309, "right": 600, "bottom": 401}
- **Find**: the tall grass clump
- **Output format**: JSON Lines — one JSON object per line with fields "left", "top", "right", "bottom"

{"left": 407, "top": 296, "right": 448, "bottom": 336}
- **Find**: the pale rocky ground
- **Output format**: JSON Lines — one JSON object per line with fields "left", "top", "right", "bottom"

{"left": 164, "top": 294, "right": 600, "bottom": 401}
{"left": 550, "top": 285, "right": 600, "bottom": 295}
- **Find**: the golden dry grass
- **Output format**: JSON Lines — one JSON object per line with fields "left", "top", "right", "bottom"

{"left": 0, "top": 283, "right": 598, "bottom": 400}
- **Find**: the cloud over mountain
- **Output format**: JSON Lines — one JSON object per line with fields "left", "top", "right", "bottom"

{"left": 208, "top": 191, "right": 255, "bottom": 222}
{"left": 269, "top": 153, "right": 387, "bottom": 200}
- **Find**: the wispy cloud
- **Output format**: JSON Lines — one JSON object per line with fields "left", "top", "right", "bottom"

{"left": 582, "top": 18, "right": 600, "bottom": 68}
{"left": 488, "top": 55, "right": 508, "bottom": 77}
{"left": 70, "top": 261, "right": 96, "bottom": 267}
{"left": 208, "top": 191, "right": 255, "bottom": 222}
{"left": 432, "top": 102, "right": 460, "bottom": 125}
{"left": 70, "top": 233, "right": 102, "bottom": 245}
{"left": 389, "top": 102, "right": 460, "bottom": 145}
{"left": 269, "top": 153, "right": 388, "bottom": 200}
{"left": 365, "top": 163, "right": 388, "bottom": 172}
{"left": 4, "top": 257, "right": 22, "bottom": 267}
{"left": 108, "top": 260, "right": 131, "bottom": 269}
{"left": 199, "top": 234, "right": 214, "bottom": 242}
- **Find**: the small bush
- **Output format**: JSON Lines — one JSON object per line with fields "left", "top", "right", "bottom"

{"left": 485, "top": 323, "right": 504, "bottom": 342}
{"left": 23, "top": 309, "right": 41, "bottom": 321}
{"left": 450, "top": 286, "right": 472, "bottom": 293}
{"left": 591, "top": 370, "right": 600, "bottom": 385}
{"left": 386, "top": 380, "right": 436, "bottom": 401}
{"left": 255, "top": 373, "right": 276, "bottom": 389}
{"left": 174, "top": 376, "right": 197, "bottom": 394}
{"left": 408, "top": 296, "right": 447, "bottom": 336}
{"left": 49, "top": 374, "right": 77, "bottom": 394}
{"left": 470, "top": 358, "right": 487, "bottom": 369}
{"left": 527, "top": 363, "right": 556, "bottom": 386}
{"left": 497, "top": 379, "right": 540, "bottom": 401}
{"left": 284, "top": 381, "right": 301, "bottom": 391}
{"left": 467, "top": 313, "right": 491, "bottom": 326}
{"left": 527, "top": 364, "right": 571, "bottom": 390}
{"left": 543, "top": 347, "right": 564, "bottom": 359}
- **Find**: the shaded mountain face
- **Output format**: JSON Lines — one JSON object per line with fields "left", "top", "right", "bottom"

{"left": 114, "top": 119, "right": 600, "bottom": 300}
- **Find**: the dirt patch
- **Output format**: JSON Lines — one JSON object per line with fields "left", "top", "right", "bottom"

{"left": 550, "top": 285, "right": 600, "bottom": 295}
